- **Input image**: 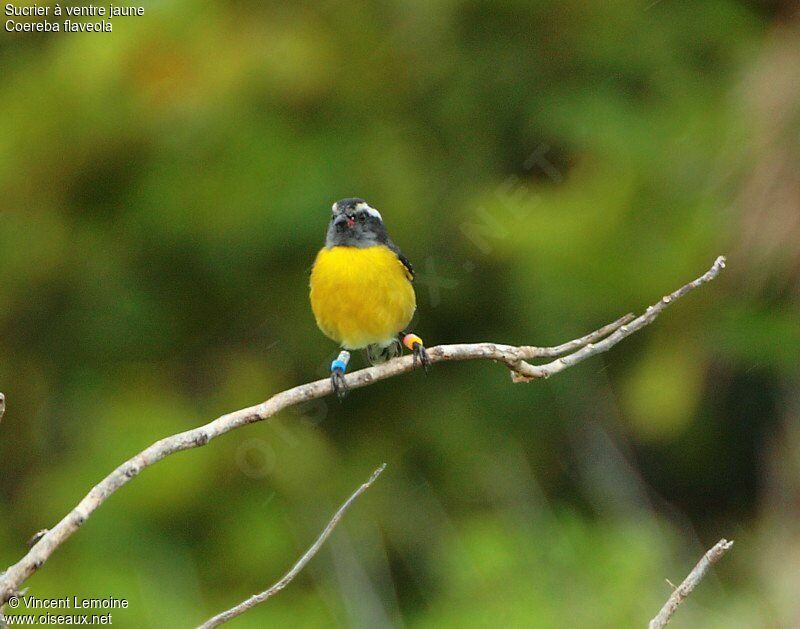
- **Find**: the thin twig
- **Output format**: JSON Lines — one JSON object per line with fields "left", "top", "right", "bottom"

{"left": 198, "top": 464, "right": 386, "bottom": 628}
{"left": 649, "top": 538, "right": 734, "bottom": 629}
{"left": 0, "top": 256, "right": 726, "bottom": 605}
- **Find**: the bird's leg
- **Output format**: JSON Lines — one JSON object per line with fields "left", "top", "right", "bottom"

{"left": 402, "top": 333, "right": 431, "bottom": 373}
{"left": 330, "top": 350, "right": 351, "bottom": 400}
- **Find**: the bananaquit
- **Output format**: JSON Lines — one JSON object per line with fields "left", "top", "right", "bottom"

{"left": 309, "top": 198, "right": 430, "bottom": 398}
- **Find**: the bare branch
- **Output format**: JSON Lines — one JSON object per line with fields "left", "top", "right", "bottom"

{"left": 507, "top": 255, "right": 727, "bottom": 381}
{"left": 0, "top": 256, "right": 726, "bottom": 605}
{"left": 198, "top": 464, "right": 386, "bottom": 628}
{"left": 649, "top": 538, "right": 734, "bottom": 629}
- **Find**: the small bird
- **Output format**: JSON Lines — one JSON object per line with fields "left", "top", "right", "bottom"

{"left": 310, "top": 198, "right": 430, "bottom": 398}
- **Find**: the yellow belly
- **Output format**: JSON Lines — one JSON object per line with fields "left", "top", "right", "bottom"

{"left": 309, "top": 245, "right": 416, "bottom": 349}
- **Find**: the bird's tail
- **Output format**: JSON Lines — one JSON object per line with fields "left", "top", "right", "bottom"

{"left": 364, "top": 339, "right": 402, "bottom": 365}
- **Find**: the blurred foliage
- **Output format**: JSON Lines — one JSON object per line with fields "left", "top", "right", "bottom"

{"left": 1, "top": 0, "right": 799, "bottom": 626}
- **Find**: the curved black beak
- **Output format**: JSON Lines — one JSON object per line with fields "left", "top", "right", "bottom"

{"left": 334, "top": 214, "right": 356, "bottom": 229}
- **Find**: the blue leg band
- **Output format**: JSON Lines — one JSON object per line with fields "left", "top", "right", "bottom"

{"left": 331, "top": 350, "right": 350, "bottom": 373}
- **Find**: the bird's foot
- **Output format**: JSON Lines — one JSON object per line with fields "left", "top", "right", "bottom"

{"left": 330, "top": 350, "right": 351, "bottom": 400}
{"left": 403, "top": 334, "right": 431, "bottom": 374}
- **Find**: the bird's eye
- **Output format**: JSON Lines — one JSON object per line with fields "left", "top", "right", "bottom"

{"left": 357, "top": 213, "right": 366, "bottom": 222}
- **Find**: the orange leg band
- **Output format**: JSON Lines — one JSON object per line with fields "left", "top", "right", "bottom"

{"left": 403, "top": 333, "right": 423, "bottom": 351}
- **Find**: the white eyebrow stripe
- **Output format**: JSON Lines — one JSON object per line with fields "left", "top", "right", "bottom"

{"left": 356, "top": 202, "right": 382, "bottom": 220}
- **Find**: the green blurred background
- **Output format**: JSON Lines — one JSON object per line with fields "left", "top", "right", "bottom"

{"left": 2, "top": 0, "right": 799, "bottom": 626}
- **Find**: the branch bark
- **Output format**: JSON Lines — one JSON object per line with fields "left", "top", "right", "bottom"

{"left": 0, "top": 256, "right": 726, "bottom": 605}
{"left": 198, "top": 464, "right": 386, "bottom": 628}
{"left": 649, "top": 538, "right": 734, "bottom": 629}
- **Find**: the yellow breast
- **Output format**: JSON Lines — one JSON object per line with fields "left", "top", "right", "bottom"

{"left": 309, "top": 245, "right": 416, "bottom": 349}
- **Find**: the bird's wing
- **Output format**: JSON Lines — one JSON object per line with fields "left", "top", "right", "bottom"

{"left": 397, "top": 252, "right": 414, "bottom": 281}
{"left": 386, "top": 239, "right": 414, "bottom": 281}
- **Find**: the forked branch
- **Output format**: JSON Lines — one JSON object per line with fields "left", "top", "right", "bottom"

{"left": 0, "top": 256, "right": 726, "bottom": 605}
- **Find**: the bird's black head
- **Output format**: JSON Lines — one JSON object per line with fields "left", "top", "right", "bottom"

{"left": 326, "top": 198, "right": 387, "bottom": 248}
